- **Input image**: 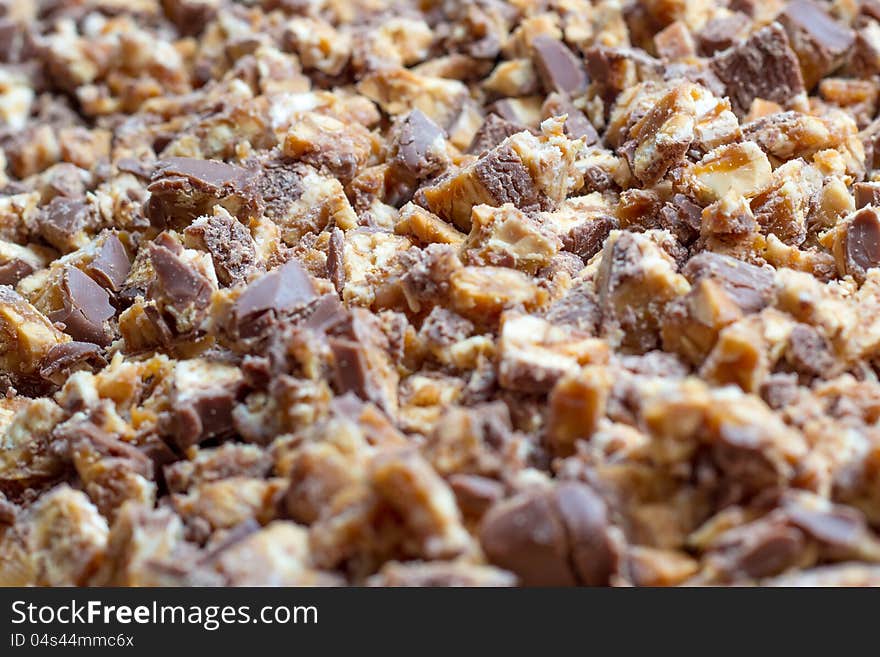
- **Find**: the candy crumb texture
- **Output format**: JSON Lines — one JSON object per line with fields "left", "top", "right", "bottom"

{"left": 4, "top": 0, "right": 880, "bottom": 587}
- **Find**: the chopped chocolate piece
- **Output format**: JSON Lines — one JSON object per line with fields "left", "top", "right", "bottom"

{"left": 621, "top": 83, "right": 696, "bottom": 185}
{"left": 682, "top": 252, "right": 775, "bottom": 314}
{"left": 854, "top": 182, "right": 880, "bottom": 209}
{"left": 148, "top": 243, "right": 212, "bottom": 326}
{"left": 0, "top": 259, "right": 35, "bottom": 286}
{"left": 449, "top": 474, "right": 505, "bottom": 519}
{"left": 584, "top": 46, "right": 661, "bottom": 107}
{"left": 34, "top": 197, "right": 93, "bottom": 253}
{"left": 165, "top": 360, "right": 244, "bottom": 450}
{"left": 49, "top": 266, "right": 115, "bottom": 345}
{"left": 233, "top": 259, "right": 316, "bottom": 337}
{"left": 709, "top": 24, "right": 806, "bottom": 117}
{"left": 479, "top": 482, "right": 618, "bottom": 586}
{"left": 531, "top": 36, "right": 588, "bottom": 96}
{"left": 116, "top": 158, "right": 155, "bottom": 180}
{"left": 711, "top": 516, "right": 807, "bottom": 580}
{"left": 85, "top": 234, "right": 130, "bottom": 292}
{"left": 659, "top": 194, "right": 703, "bottom": 245}
{"left": 845, "top": 207, "right": 880, "bottom": 280}
{"left": 161, "top": 0, "right": 218, "bottom": 36}
{"left": 38, "top": 342, "right": 106, "bottom": 384}
{"left": 467, "top": 114, "right": 528, "bottom": 155}
{"left": 475, "top": 143, "right": 547, "bottom": 211}
{"left": 561, "top": 215, "right": 617, "bottom": 260}
{"left": 541, "top": 93, "right": 598, "bottom": 144}
{"left": 423, "top": 142, "right": 550, "bottom": 230}
{"left": 784, "top": 324, "right": 835, "bottom": 381}
{"left": 328, "top": 309, "right": 398, "bottom": 415}
{"left": 146, "top": 157, "right": 258, "bottom": 229}
{"left": 544, "top": 282, "right": 602, "bottom": 334}
{"left": 183, "top": 210, "right": 256, "bottom": 287}
{"left": 697, "top": 13, "right": 752, "bottom": 56}
{"left": 778, "top": 0, "right": 855, "bottom": 90}
{"left": 596, "top": 231, "right": 690, "bottom": 352}
{"left": 392, "top": 109, "right": 448, "bottom": 179}
{"left": 254, "top": 161, "right": 305, "bottom": 222}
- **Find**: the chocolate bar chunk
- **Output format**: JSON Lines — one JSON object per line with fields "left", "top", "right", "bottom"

{"left": 710, "top": 23, "right": 805, "bottom": 116}
{"left": 779, "top": 0, "right": 855, "bottom": 90}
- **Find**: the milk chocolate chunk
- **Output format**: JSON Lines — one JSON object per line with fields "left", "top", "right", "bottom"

{"left": 255, "top": 161, "right": 305, "bottom": 222}
{"left": 0, "top": 259, "right": 35, "bottom": 286}
{"left": 468, "top": 114, "right": 528, "bottom": 155}
{"left": 584, "top": 46, "right": 661, "bottom": 106}
{"left": 85, "top": 234, "right": 130, "bottom": 292}
{"left": 719, "top": 519, "right": 807, "bottom": 580}
{"left": 682, "top": 252, "right": 775, "bottom": 314}
{"left": 148, "top": 243, "right": 212, "bottom": 316}
{"left": 168, "top": 390, "right": 236, "bottom": 449}
{"left": 328, "top": 310, "right": 398, "bottom": 415}
{"left": 116, "top": 158, "right": 155, "bottom": 180}
{"left": 183, "top": 212, "right": 256, "bottom": 287}
{"left": 449, "top": 474, "right": 504, "bottom": 519}
{"left": 531, "top": 36, "right": 588, "bottom": 96}
{"left": 479, "top": 482, "right": 617, "bottom": 587}
{"left": 784, "top": 324, "right": 835, "bottom": 381}
{"left": 233, "top": 259, "right": 316, "bottom": 337}
{"left": 659, "top": 194, "right": 703, "bottom": 245}
{"left": 709, "top": 23, "right": 805, "bottom": 116}
{"left": 38, "top": 341, "right": 106, "bottom": 384}
{"left": 423, "top": 142, "right": 549, "bottom": 231}
{"left": 854, "top": 182, "right": 880, "bottom": 209}
{"left": 697, "top": 12, "right": 752, "bottom": 55}
{"left": 544, "top": 282, "right": 601, "bottom": 333}
{"left": 554, "top": 482, "right": 619, "bottom": 586}
{"left": 845, "top": 207, "right": 880, "bottom": 279}
{"left": 146, "top": 157, "right": 257, "bottom": 229}
{"left": 164, "top": 360, "right": 244, "bottom": 450}
{"left": 392, "top": 109, "right": 447, "bottom": 179}
{"left": 50, "top": 266, "right": 115, "bottom": 345}
{"left": 779, "top": 0, "right": 855, "bottom": 90}
{"left": 479, "top": 488, "right": 575, "bottom": 586}
{"left": 35, "top": 197, "right": 92, "bottom": 252}
{"left": 475, "top": 143, "right": 547, "bottom": 211}
{"left": 561, "top": 216, "right": 617, "bottom": 260}
{"left": 542, "top": 93, "right": 598, "bottom": 144}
